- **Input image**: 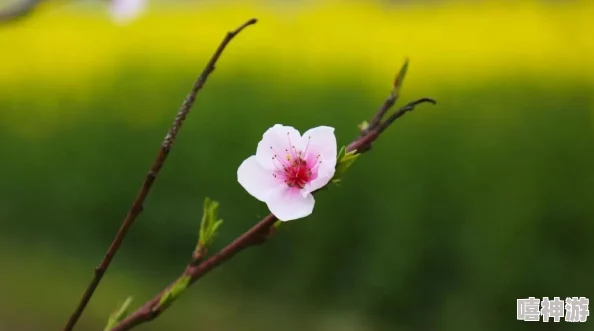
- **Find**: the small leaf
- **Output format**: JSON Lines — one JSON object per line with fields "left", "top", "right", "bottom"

{"left": 393, "top": 58, "right": 409, "bottom": 96}
{"left": 210, "top": 219, "right": 223, "bottom": 236}
{"left": 159, "top": 276, "right": 191, "bottom": 309}
{"left": 198, "top": 197, "right": 210, "bottom": 244}
{"left": 197, "top": 197, "right": 224, "bottom": 250}
{"left": 104, "top": 296, "right": 133, "bottom": 331}
{"left": 331, "top": 147, "right": 360, "bottom": 185}
{"left": 336, "top": 146, "right": 346, "bottom": 162}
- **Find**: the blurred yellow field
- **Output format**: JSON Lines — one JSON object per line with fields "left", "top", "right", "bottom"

{"left": 1, "top": 0, "right": 593, "bottom": 87}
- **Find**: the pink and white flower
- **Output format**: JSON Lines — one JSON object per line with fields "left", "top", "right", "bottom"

{"left": 237, "top": 124, "right": 337, "bottom": 221}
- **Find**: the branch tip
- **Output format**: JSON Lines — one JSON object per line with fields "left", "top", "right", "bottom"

{"left": 63, "top": 18, "right": 258, "bottom": 331}
{"left": 232, "top": 18, "right": 258, "bottom": 35}
{"left": 378, "top": 97, "right": 437, "bottom": 134}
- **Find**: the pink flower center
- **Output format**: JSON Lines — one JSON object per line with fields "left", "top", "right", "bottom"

{"left": 284, "top": 158, "right": 312, "bottom": 188}
{"left": 270, "top": 133, "right": 323, "bottom": 189}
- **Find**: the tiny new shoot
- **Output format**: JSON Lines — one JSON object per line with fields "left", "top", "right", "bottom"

{"left": 196, "top": 197, "right": 224, "bottom": 259}
{"left": 104, "top": 297, "right": 133, "bottom": 331}
{"left": 158, "top": 276, "right": 191, "bottom": 310}
{"left": 331, "top": 146, "right": 361, "bottom": 186}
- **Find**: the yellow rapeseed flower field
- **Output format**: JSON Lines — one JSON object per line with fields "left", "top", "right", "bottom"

{"left": 0, "top": 0, "right": 592, "bottom": 89}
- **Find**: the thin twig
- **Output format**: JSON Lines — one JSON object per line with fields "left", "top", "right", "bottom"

{"left": 377, "top": 97, "right": 436, "bottom": 134}
{"left": 111, "top": 214, "right": 278, "bottom": 331}
{"left": 361, "top": 58, "right": 409, "bottom": 136}
{"left": 62, "top": 18, "right": 258, "bottom": 331}
{"left": 361, "top": 94, "right": 396, "bottom": 136}
{"left": 109, "top": 81, "right": 435, "bottom": 331}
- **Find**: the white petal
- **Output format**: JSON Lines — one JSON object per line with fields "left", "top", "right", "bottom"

{"left": 256, "top": 124, "right": 303, "bottom": 170}
{"left": 266, "top": 187, "right": 315, "bottom": 221}
{"left": 301, "top": 126, "right": 337, "bottom": 192}
{"left": 237, "top": 156, "right": 282, "bottom": 202}
{"left": 306, "top": 158, "right": 336, "bottom": 192}
{"left": 301, "top": 126, "right": 337, "bottom": 161}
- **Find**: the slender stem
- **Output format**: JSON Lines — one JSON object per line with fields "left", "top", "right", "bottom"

{"left": 111, "top": 214, "right": 278, "bottom": 331}
{"left": 62, "top": 18, "right": 258, "bottom": 331}
{"left": 377, "top": 97, "right": 436, "bottom": 134}
{"left": 361, "top": 59, "right": 408, "bottom": 136}
{"left": 361, "top": 93, "right": 395, "bottom": 136}
{"left": 109, "top": 90, "right": 435, "bottom": 331}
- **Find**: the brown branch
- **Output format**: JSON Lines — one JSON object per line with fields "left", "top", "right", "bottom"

{"left": 361, "top": 58, "right": 409, "bottom": 136}
{"left": 111, "top": 214, "right": 278, "bottom": 331}
{"left": 362, "top": 89, "right": 396, "bottom": 136}
{"left": 377, "top": 97, "right": 436, "bottom": 134}
{"left": 109, "top": 74, "right": 436, "bottom": 331}
{"left": 62, "top": 18, "right": 258, "bottom": 331}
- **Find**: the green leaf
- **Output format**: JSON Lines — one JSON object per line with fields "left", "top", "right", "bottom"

{"left": 104, "top": 296, "right": 133, "bottom": 331}
{"left": 331, "top": 147, "right": 360, "bottom": 185}
{"left": 198, "top": 197, "right": 223, "bottom": 250}
{"left": 159, "top": 275, "right": 191, "bottom": 309}
{"left": 336, "top": 146, "right": 346, "bottom": 162}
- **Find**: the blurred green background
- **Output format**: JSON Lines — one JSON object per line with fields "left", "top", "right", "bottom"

{"left": 1, "top": 0, "right": 593, "bottom": 330}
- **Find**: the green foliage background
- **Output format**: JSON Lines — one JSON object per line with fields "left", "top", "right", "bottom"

{"left": 1, "top": 63, "right": 593, "bottom": 330}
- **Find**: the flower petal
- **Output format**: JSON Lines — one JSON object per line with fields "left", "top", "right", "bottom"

{"left": 266, "top": 187, "right": 315, "bottom": 221}
{"left": 237, "top": 156, "right": 282, "bottom": 202}
{"left": 305, "top": 159, "right": 336, "bottom": 192}
{"left": 256, "top": 124, "right": 303, "bottom": 170}
{"left": 301, "top": 126, "right": 337, "bottom": 192}
{"left": 301, "top": 126, "right": 337, "bottom": 161}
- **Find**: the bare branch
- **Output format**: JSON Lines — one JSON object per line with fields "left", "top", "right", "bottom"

{"left": 361, "top": 93, "right": 396, "bottom": 136}
{"left": 108, "top": 78, "right": 436, "bottom": 331}
{"left": 377, "top": 97, "right": 437, "bottom": 134}
{"left": 361, "top": 58, "right": 409, "bottom": 136}
{"left": 110, "top": 214, "right": 277, "bottom": 331}
{"left": 62, "top": 18, "right": 258, "bottom": 331}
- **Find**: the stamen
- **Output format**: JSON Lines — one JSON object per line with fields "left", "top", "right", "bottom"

{"left": 272, "top": 155, "right": 282, "bottom": 171}
{"left": 271, "top": 155, "right": 283, "bottom": 172}
{"left": 302, "top": 136, "right": 311, "bottom": 158}
{"left": 270, "top": 146, "right": 291, "bottom": 169}
{"left": 277, "top": 134, "right": 318, "bottom": 189}
{"left": 286, "top": 132, "right": 298, "bottom": 160}
{"left": 310, "top": 158, "right": 323, "bottom": 172}
{"left": 294, "top": 157, "right": 304, "bottom": 175}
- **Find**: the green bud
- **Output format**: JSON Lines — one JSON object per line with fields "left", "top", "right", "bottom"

{"left": 159, "top": 275, "right": 191, "bottom": 309}
{"left": 358, "top": 120, "right": 369, "bottom": 132}
{"left": 331, "top": 146, "right": 360, "bottom": 185}
{"left": 198, "top": 197, "right": 224, "bottom": 250}
{"left": 104, "top": 296, "right": 133, "bottom": 331}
